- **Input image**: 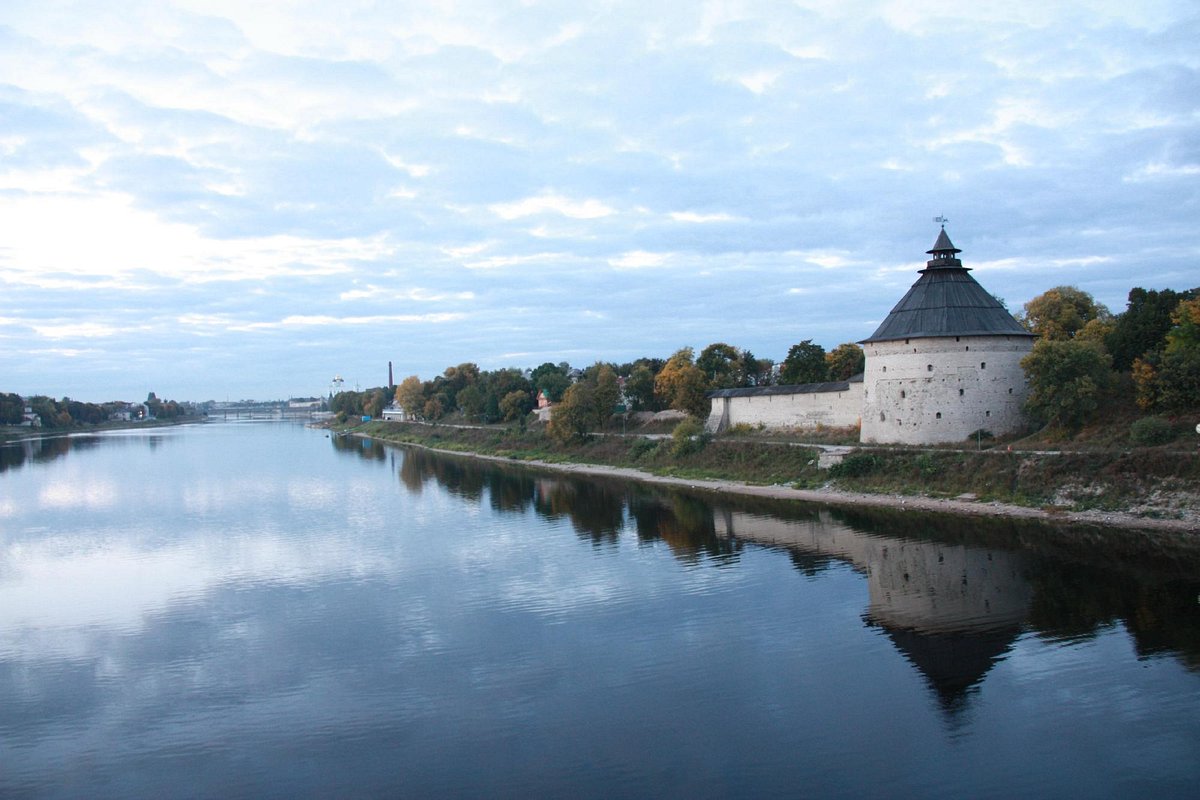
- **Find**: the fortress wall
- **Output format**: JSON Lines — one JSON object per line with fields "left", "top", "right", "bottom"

{"left": 707, "top": 382, "right": 862, "bottom": 432}
{"left": 859, "top": 335, "right": 1031, "bottom": 445}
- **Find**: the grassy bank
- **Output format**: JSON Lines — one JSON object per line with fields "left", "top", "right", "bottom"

{"left": 348, "top": 420, "right": 822, "bottom": 486}
{"left": 338, "top": 418, "right": 1200, "bottom": 523}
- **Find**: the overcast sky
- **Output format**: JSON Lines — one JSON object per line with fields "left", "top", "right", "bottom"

{"left": 2, "top": 1, "right": 1197, "bottom": 402}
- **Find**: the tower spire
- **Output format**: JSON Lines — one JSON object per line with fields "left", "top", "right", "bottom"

{"left": 925, "top": 226, "right": 962, "bottom": 269}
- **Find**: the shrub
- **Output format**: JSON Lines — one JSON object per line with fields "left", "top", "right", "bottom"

{"left": 670, "top": 417, "right": 709, "bottom": 457}
{"left": 1129, "top": 416, "right": 1175, "bottom": 447}
{"left": 829, "top": 452, "right": 882, "bottom": 478}
{"left": 628, "top": 437, "right": 658, "bottom": 460}
{"left": 915, "top": 453, "right": 942, "bottom": 479}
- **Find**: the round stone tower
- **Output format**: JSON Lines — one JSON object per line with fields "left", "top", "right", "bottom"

{"left": 859, "top": 229, "right": 1035, "bottom": 445}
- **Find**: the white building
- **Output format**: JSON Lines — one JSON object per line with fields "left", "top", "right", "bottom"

{"left": 706, "top": 229, "right": 1035, "bottom": 445}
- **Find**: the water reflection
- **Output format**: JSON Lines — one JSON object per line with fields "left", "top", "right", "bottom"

{"left": 396, "top": 448, "right": 738, "bottom": 557}
{"left": 0, "top": 430, "right": 181, "bottom": 475}
{"left": 2, "top": 425, "right": 1196, "bottom": 797}
{"left": 376, "top": 442, "right": 1200, "bottom": 702}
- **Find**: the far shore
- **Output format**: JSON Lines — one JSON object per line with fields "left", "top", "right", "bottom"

{"left": 351, "top": 432, "right": 1200, "bottom": 535}
{"left": 0, "top": 416, "right": 206, "bottom": 444}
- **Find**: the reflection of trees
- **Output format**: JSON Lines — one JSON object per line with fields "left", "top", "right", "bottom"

{"left": 329, "top": 434, "right": 387, "bottom": 461}
{"left": 1027, "top": 563, "right": 1200, "bottom": 670}
{"left": 0, "top": 436, "right": 75, "bottom": 474}
{"left": 533, "top": 479, "right": 625, "bottom": 545}
{"left": 393, "top": 447, "right": 741, "bottom": 561}
{"left": 630, "top": 493, "right": 739, "bottom": 564}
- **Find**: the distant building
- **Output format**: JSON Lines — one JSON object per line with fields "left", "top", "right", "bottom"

{"left": 21, "top": 405, "right": 41, "bottom": 427}
{"left": 381, "top": 405, "right": 408, "bottom": 421}
{"left": 706, "top": 229, "right": 1035, "bottom": 445}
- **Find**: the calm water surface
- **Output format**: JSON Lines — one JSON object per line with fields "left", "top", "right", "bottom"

{"left": 1, "top": 422, "right": 1197, "bottom": 798}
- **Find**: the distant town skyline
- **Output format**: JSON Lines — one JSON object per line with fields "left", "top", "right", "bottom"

{"left": 2, "top": 1, "right": 1197, "bottom": 401}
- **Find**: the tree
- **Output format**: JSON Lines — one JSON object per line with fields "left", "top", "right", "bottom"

{"left": 593, "top": 364, "right": 620, "bottom": 423}
{"left": 456, "top": 384, "right": 486, "bottom": 420}
{"left": 780, "top": 340, "right": 828, "bottom": 385}
{"left": 654, "top": 348, "right": 710, "bottom": 418}
{"left": 1131, "top": 298, "right": 1200, "bottom": 412}
{"left": 0, "top": 392, "right": 23, "bottom": 425}
{"left": 740, "top": 350, "right": 771, "bottom": 386}
{"left": 531, "top": 362, "right": 570, "bottom": 402}
{"left": 697, "top": 343, "right": 742, "bottom": 389}
{"left": 1018, "top": 286, "right": 1110, "bottom": 341}
{"left": 548, "top": 363, "right": 621, "bottom": 442}
{"left": 499, "top": 390, "right": 533, "bottom": 422}
{"left": 1106, "top": 287, "right": 1199, "bottom": 371}
{"left": 395, "top": 375, "right": 425, "bottom": 417}
{"left": 1021, "top": 338, "right": 1114, "bottom": 432}
{"left": 825, "top": 343, "right": 865, "bottom": 381}
{"left": 624, "top": 364, "right": 660, "bottom": 411}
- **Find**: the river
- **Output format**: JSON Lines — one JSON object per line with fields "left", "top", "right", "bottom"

{"left": 1, "top": 422, "right": 1197, "bottom": 798}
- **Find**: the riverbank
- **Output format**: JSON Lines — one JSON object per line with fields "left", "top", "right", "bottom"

{"left": 341, "top": 420, "right": 1200, "bottom": 534}
{"left": 0, "top": 416, "right": 206, "bottom": 444}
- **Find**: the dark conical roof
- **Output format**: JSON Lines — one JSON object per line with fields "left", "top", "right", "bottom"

{"left": 861, "top": 230, "right": 1033, "bottom": 343}
{"left": 927, "top": 227, "right": 961, "bottom": 257}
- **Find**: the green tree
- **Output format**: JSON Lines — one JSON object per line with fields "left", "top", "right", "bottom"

{"left": 696, "top": 342, "right": 742, "bottom": 389}
{"left": 1021, "top": 338, "right": 1114, "bottom": 432}
{"left": 548, "top": 363, "right": 620, "bottom": 441}
{"left": 1106, "top": 287, "right": 1199, "bottom": 371}
{"left": 654, "top": 348, "right": 710, "bottom": 418}
{"left": 1018, "top": 286, "right": 1111, "bottom": 341}
{"left": 593, "top": 364, "right": 620, "bottom": 423}
{"left": 456, "top": 384, "right": 486, "bottom": 420}
{"left": 825, "top": 343, "right": 865, "bottom": 381}
{"left": 1132, "top": 298, "right": 1200, "bottom": 412}
{"left": 624, "top": 364, "right": 660, "bottom": 411}
{"left": 531, "top": 362, "right": 570, "bottom": 402}
{"left": 499, "top": 390, "right": 533, "bottom": 422}
{"left": 0, "top": 392, "right": 23, "bottom": 425}
{"left": 780, "top": 340, "right": 828, "bottom": 385}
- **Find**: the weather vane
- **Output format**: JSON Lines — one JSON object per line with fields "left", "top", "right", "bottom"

{"left": 933, "top": 215, "right": 949, "bottom": 228}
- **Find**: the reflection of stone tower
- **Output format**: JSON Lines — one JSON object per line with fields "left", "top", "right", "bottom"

{"left": 858, "top": 537, "right": 1030, "bottom": 713}
{"left": 859, "top": 229, "right": 1035, "bottom": 444}
{"left": 713, "top": 509, "right": 1030, "bottom": 713}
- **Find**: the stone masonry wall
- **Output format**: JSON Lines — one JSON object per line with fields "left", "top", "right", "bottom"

{"left": 859, "top": 335, "right": 1032, "bottom": 445}
{"left": 707, "top": 382, "right": 863, "bottom": 432}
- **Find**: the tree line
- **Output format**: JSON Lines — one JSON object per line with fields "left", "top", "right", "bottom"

{"left": 331, "top": 339, "right": 867, "bottom": 434}
{"left": 0, "top": 392, "right": 190, "bottom": 429}
{"left": 1017, "top": 285, "right": 1199, "bottom": 432}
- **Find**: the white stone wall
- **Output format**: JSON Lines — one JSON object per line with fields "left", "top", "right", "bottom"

{"left": 859, "top": 335, "right": 1032, "bottom": 445}
{"left": 707, "top": 382, "right": 862, "bottom": 432}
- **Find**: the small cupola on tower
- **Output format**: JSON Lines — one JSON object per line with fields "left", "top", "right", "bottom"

{"left": 925, "top": 227, "right": 962, "bottom": 269}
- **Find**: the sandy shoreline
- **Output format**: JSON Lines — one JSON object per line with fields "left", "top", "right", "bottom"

{"left": 361, "top": 435, "right": 1200, "bottom": 535}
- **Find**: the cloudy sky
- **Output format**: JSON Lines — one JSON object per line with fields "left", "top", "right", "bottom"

{"left": 2, "top": 1, "right": 1197, "bottom": 401}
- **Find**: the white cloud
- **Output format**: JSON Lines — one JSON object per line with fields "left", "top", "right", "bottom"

{"left": 610, "top": 251, "right": 669, "bottom": 269}
{"left": 669, "top": 211, "right": 739, "bottom": 223}
{"left": 489, "top": 193, "right": 616, "bottom": 220}
{"left": 31, "top": 322, "right": 119, "bottom": 340}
